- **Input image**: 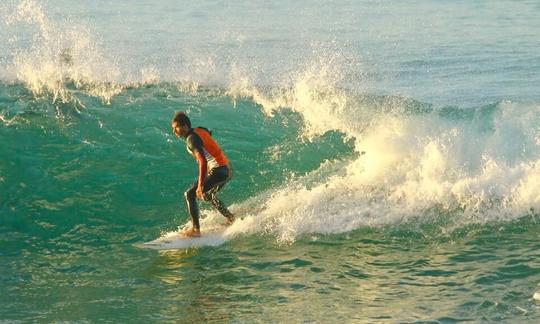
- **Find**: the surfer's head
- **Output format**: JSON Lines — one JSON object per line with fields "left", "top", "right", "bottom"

{"left": 171, "top": 111, "right": 191, "bottom": 138}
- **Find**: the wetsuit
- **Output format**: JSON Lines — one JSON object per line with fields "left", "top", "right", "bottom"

{"left": 183, "top": 127, "right": 234, "bottom": 229}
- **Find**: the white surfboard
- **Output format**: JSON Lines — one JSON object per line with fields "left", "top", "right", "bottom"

{"left": 135, "top": 226, "right": 229, "bottom": 250}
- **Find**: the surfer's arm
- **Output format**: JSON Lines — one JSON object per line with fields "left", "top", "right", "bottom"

{"left": 186, "top": 133, "right": 207, "bottom": 198}
{"left": 194, "top": 149, "right": 207, "bottom": 197}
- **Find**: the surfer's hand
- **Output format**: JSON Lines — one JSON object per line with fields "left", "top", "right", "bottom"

{"left": 196, "top": 187, "right": 204, "bottom": 199}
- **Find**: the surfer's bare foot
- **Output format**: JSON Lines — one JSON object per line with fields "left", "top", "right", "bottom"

{"left": 224, "top": 216, "right": 235, "bottom": 226}
{"left": 181, "top": 227, "right": 201, "bottom": 237}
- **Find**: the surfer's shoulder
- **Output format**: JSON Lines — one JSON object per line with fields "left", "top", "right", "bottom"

{"left": 186, "top": 130, "right": 203, "bottom": 150}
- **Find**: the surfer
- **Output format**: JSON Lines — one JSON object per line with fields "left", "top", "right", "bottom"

{"left": 171, "top": 111, "right": 235, "bottom": 237}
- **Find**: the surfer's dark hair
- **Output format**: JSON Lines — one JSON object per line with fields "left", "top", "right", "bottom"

{"left": 172, "top": 111, "right": 191, "bottom": 128}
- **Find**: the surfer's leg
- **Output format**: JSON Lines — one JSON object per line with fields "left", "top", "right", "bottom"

{"left": 206, "top": 191, "right": 235, "bottom": 220}
{"left": 202, "top": 166, "right": 235, "bottom": 222}
{"left": 184, "top": 182, "right": 200, "bottom": 229}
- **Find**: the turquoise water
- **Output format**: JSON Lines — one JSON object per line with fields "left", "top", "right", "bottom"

{"left": 2, "top": 0, "right": 540, "bottom": 322}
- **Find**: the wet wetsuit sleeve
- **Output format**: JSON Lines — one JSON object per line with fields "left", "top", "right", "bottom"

{"left": 186, "top": 133, "right": 207, "bottom": 188}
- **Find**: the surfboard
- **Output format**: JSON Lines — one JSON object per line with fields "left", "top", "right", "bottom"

{"left": 134, "top": 226, "right": 229, "bottom": 250}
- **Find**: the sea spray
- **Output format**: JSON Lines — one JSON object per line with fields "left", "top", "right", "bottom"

{"left": 4, "top": 0, "right": 122, "bottom": 104}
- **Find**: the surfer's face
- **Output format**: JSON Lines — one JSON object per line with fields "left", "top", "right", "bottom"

{"left": 171, "top": 121, "right": 188, "bottom": 138}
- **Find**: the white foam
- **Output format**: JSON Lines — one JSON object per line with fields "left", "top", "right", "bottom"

{"left": 226, "top": 63, "right": 540, "bottom": 242}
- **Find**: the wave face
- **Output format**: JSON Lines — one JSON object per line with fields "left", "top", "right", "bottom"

{"left": 2, "top": 79, "right": 540, "bottom": 242}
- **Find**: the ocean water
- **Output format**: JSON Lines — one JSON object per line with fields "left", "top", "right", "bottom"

{"left": 1, "top": 0, "right": 540, "bottom": 322}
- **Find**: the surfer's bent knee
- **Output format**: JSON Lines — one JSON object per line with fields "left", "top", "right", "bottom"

{"left": 184, "top": 188, "right": 196, "bottom": 200}
{"left": 202, "top": 192, "right": 214, "bottom": 202}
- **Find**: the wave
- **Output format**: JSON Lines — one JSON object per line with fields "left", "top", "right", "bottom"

{"left": 2, "top": 70, "right": 540, "bottom": 243}
{"left": 227, "top": 83, "right": 540, "bottom": 242}
{"left": 3, "top": 1, "right": 540, "bottom": 243}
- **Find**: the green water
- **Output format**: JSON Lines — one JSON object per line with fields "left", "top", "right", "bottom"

{"left": 2, "top": 84, "right": 540, "bottom": 322}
